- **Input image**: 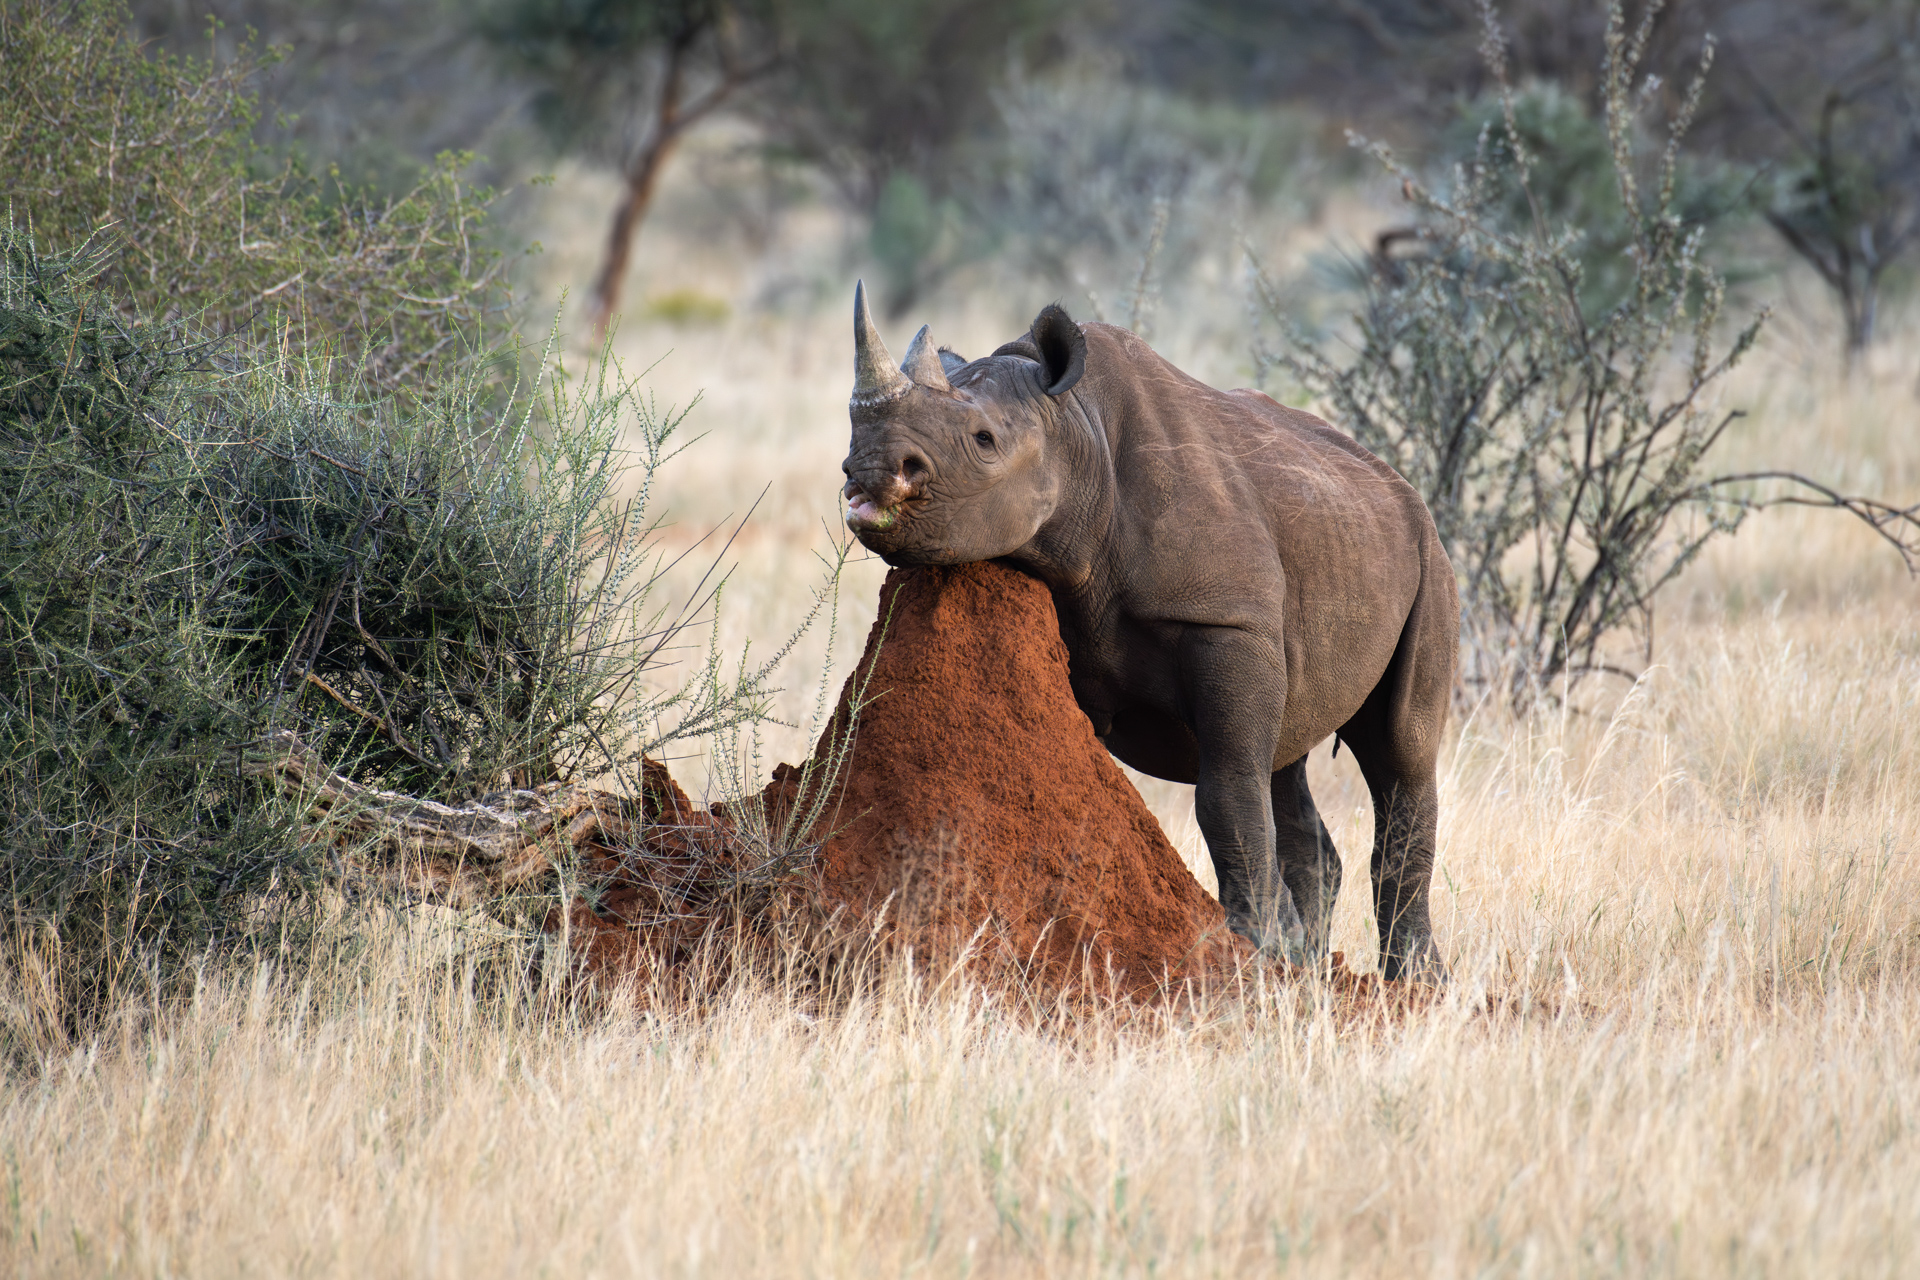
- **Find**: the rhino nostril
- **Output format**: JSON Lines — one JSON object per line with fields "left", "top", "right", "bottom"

{"left": 900, "top": 454, "right": 929, "bottom": 482}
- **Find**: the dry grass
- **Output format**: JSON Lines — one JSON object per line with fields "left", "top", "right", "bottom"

{"left": 3, "top": 162, "right": 1918, "bottom": 1277}
{"left": 5, "top": 918, "right": 1917, "bottom": 1277}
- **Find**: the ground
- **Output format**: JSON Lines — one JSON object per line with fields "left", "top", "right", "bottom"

{"left": 1, "top": 155, "right": 1915, "bottom": 1277}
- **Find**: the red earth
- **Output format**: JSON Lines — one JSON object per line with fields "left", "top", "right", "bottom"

{"left": 758, "top": 561, "right": 1252, "bottom": 996}
{"left": 561, "top": 562, "right": 1260, "bottom": 998}
{"left": 561, "top": 562, "right": 1566, "bottom": 1019}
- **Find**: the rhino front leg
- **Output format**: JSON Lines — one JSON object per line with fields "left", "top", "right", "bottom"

{"left": 1182, "top": 628, "right": 1304, "bottom": 961}
{"left": 1272, "top": 757, "right": 1342, "bottom": 963}
{"left": 1196, "top": 763, "right": 1304, "bottom": 958}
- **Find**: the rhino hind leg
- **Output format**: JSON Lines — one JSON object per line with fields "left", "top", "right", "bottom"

{"left": 1341, "top": 543, "right": 1455, "bottom": 984}
{"left": 1339, "top": 705, "right": 1447, "bottom": 982}
{"left": 1271, "top": 757, "right": 1342, "bottom": 965}
{"left": 1363, "top": 775, "right": 1443, "bottom": 981}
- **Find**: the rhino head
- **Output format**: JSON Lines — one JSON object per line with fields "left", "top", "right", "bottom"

{"left": 841, "top": 281, "right": 1086, "bottom": 566}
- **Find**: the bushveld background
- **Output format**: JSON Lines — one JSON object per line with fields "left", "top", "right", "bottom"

{"left": 2, "top": 0, "right": 1918, "bottom": 1275}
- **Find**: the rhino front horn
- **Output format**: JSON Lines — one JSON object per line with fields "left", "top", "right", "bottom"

{"left": 899, "top": 324, "right": 953, "bottom": 392}
{"left": 852, "top": 280, "right": 913, "bottom": 408}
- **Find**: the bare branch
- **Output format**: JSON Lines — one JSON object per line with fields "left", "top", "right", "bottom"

{"left": 1706, "top": 472, "right": 1920, "bottom": 570}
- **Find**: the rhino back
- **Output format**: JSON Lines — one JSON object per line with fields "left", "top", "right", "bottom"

{"left": 1070, "top": 325, "right": 1436, "bottom": 747}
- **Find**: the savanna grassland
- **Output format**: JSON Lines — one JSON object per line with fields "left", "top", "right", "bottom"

{"left": 4, "top": 147, "right": 1918, "bottom": 1279}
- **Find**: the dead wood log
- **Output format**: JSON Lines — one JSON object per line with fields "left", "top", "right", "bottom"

{"left": 238, "top": 729, "right": 641, "bottom": 906}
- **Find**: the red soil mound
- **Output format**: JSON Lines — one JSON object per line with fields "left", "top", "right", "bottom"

{"left": 558, "top": 561, "right": 1270, "bottom": 1002}
{"left": 1319, "top": 951, "right": 1446, "bottom": 1026}
{"left": 261, "top": 559, "right": 1435, "bottom": 1013}
{"left": 551, "top": 758, "right": 743, "bottom": 988}
{"left": 764, "top": 562, "right": 1252, "bottom": 996}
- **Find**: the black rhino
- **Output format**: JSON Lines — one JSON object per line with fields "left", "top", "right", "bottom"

{"left": 839, "top": 284, "right": 1457, "bottom": 980}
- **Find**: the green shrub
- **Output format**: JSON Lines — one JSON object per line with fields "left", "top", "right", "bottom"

{"left": 1254, "top": 1, "right": 1916, "bottom": 708}
{"left": 1436, "top": 79, "right": 1752, "bottom": 313}
{"left": 0, "top": 227, "right": 768, "bottom": 1018}
{"left": 0, "top": 0, "right": 518, "bottom": 397}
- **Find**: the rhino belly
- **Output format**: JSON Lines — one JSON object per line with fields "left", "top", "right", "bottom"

{"left": 1100, "top": 705, "right": 1202, "bottom": 785}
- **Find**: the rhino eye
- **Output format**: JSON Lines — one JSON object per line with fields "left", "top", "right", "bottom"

{"left": 973, "top": 430, "right": 995, "bottom": 449}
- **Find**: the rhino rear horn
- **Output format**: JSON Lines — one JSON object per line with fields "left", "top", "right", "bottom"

{"left": 899, "top": 324, "right": 953, "bottom": 392}
{"left": 852, "top": 280, "right": 912, "bottom": 407}
{"left": 1030, "top": 304, "right": 1086, "bottom": 396}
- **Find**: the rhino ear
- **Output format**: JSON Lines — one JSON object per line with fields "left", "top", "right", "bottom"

{"left": 937, "top": 346, "right": 967, "bottom": 377}
{"left": 1030, "top": 304, "right": 1085, "bottom": 397}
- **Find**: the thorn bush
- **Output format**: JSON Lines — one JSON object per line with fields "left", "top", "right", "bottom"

{"left": 0, "top": 228, "right": 773, "bottom": 1024}
{"left": 1253, "top": 0, "right": 1917, "bottom": 709}
{"left": 0, "top": 0, "right": 519, "bottom": 400}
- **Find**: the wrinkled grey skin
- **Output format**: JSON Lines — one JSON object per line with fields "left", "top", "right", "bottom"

{"left": 840, "top": 284, "right": 1457, "bottom": 979}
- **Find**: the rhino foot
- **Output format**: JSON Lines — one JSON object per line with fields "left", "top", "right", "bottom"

{"left": 1226, "top": 913, "right": 1312, "bottom": 970}
{"left": 1381, "top": 936, "right": 1449, "bottom": 986}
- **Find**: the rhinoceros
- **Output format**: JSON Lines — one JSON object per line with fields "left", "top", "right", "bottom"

{"left": 839, "top": 284, "right": 1457, "bottom": 980}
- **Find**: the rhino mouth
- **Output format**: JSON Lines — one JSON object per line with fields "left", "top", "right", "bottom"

{"left": 845, "top": 491, "right": 900, "bottom": 532}
{"left": 845, "top": 475, "right": 926, "bottom": 535}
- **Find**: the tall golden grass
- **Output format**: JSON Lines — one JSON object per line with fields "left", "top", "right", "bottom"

{"left": 2, "top": 167, "right": 1916, "bottom": 1276}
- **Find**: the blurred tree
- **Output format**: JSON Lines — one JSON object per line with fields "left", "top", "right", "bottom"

{"left": 123, "top": 0, "right": 540, "bottom": 195}
{"left": 762, "top": 0, "right": 1074, "bottom": 314}
{"left": 1106, "top": 0, "right": 1674, "bottom": 121}
{"left": 1123, "top": 0, "right": 1920, "bottom": 359}
{"left": 772, "top": 1, "right": 1063, "bottom": 208}
{"left": 0, "top": 0, "right": 517, "bottom": 398}
{"left": 479, "top": 0, "right": 781, "bottom": 337}
{"left": 1724, "top": 2, "right": 1919, "bottom": 364}
{"left": 480, "top": 0, "right": 1079, "bottom": 325}
{"left": 983, "top": 67, "right": 1317, "bottom": 320}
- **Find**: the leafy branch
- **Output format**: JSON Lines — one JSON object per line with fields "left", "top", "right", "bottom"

{"left": 1253, "top": 0, "right": 1918, "bottom": 709}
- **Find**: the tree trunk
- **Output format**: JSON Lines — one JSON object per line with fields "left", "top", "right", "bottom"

{"left": 588, "top": 35, "right": 695, "bottom": 342}
{"left": 581, "top": 25, "right": 779, "bottom": 342}
{"left": 238, "top": 730, "right": 621, "bottom": 905}
{"left": 1845, "top": 270, "right": 1878, "bottom": 370}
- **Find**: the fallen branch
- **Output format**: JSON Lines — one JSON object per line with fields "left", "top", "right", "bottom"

{"left": 238, "top": 728, "right": 628, "bottom": 905}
